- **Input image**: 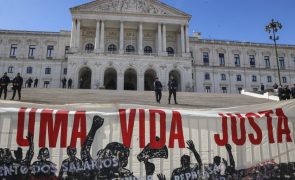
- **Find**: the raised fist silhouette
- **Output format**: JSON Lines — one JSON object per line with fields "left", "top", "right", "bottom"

{"left": 92, "top": 115, "right": 104, "bottom": 130}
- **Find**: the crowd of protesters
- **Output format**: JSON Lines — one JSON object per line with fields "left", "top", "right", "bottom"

{"left": 272, "top": 83, "right": 295, "bottom": 101}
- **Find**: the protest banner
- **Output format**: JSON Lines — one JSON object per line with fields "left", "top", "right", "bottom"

{"left": 0, "top": 101, "right": 294, "bottom": 179}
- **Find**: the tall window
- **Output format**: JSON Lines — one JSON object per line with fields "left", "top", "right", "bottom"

{"left": 267, "top": 76, "right": 272, "bottom": 82}
{"left": 27, "top": 67, "right": 33, "bottom": 74}
{"left": 205, "top": 73, "right": 210, "bottom": 80}
{"left": 282, "top": 77, "right": 287, "bottom": 83}
{"left": 234, "top": 54, "right": 240, "bottom": 67}
{"left": 264, "top": 56, "right": 270, "bottom": 68}
{"left": 203, "top": 52, "right": 209, "bottom": 65}
{"left": 85, "top": 43, "right": 94, "bottom": 53}
{"left": 108, "top": 44, "right": 117, "bottom": 53}
{"left": 252, "top": 75, "right": 257, "bottom": 82}
{"left": 47, "top": 45, "right": 54, "bottom": 58}
{"left": 8, "top": 66, "right": 14, "bottom": 73}
{"left": 28, "top": 45, "right": 36, "bottom": 58}
{"left": 63, "top": 68, "right": 67, "bottom": 75}
{"left": 65, "top": 46, "right": 70, "bottom": 55}
{"left": 45, "top": 67, "right": 51, "bottom": 75}
{"left": 126, "top": 45, "right": 135, "bottom": 53}
{"left": 221, "top": 74, "right": 226, "bottom": 81}
{"left": 167, "top": 47, "right": 174, "bottom": 56}
{"left": 249, "top": 55, "right": 255, "bottom": 67}
{"left": 10, "top": 44, "right": 17, "bottom": 57}
{"left": 221, "top": 87, "right": 227, "bottom": 93}
{"left": 144, "top": 46, "right": 153, "bottom": 54}
{"left": 279, "top": 57, "right": 285, "bottom": 69}
{"left": 219, "top": 53, "right": 225, "bottom": 66}
{"left": 237, "top": 75, "right": 242, "bottom": 81}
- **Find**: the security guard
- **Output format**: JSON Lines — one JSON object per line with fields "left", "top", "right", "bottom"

{"left": 168, "top": 76, "right": 178, "bottom": 104}
{"left": 11, "top": 73, "right": 23, "bottom": 100}
{"left": 0, "top": 72, "right": 10, "bottom": 100}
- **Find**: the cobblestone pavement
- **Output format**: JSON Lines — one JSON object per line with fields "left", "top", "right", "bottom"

{"left": 0, "top": 88, "right": 271, "bottom": 109}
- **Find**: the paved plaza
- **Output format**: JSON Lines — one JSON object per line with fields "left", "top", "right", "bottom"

{"left": 0, "top": 88, "right": 271, "bottom": 109}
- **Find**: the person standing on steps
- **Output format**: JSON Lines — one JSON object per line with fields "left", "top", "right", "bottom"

{"left": 154, "top": 77, "right": 163, "bottom": 103}
{"left": 11, "top": 73, "right": 23, "bottom": 100}
{"left": 34, "top": 78, "right": 38, "bottom": 88}
{"left": 168, "top": 76, "right": 178, "bottom": 104}
{"left": 0, "top": 72, "right": 10, "bottom": 100}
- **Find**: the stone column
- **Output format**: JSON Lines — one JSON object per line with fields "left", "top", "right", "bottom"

{"left": 76, "top": 20, "right": 81, "bottom": 50}
{"left": 180, "top": 24, "right": 185, "bottom": 55}
{"left": 185, "top": 25, "right": 190, "bottom": 53}
{"left": 70, "top": 19, "right": 76, "bottom": 48}
{"left": 162, "top": 24, "right": 167, "bottom": 55}
{"left": 158, "top": 23, "right": 162, "bottom": 54}
{"left": 94, "top": 20, "right": 100, "bottom": 52}
{"left": 138, "top": 75, "right": 144, "bottom": 91}
{"left": 138, "top": 23, "right": 143, "bottom": 55}
{"left": 119, "top": 21, "right": 124, "bottom": 54}
{"left": 100, "top": 20, "right": 105, "bottom": 52}
{"left": 117, "top": 72, "right": 124, "bottom": 90}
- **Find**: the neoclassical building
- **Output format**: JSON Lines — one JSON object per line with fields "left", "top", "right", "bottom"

{"left": 0, "top": 0, "right": 294, "bottom": 93}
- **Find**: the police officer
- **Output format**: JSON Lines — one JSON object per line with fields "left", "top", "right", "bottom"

{"left": 168, "top": 76, "right": 178, "bottom": 104}
{"left": 0, "top": 72, "right": 10, "bottom": 100}
{"left": 27, "top": 77, "right": 33, "bottom": 88}
{"left": 68, "top": 78, "right": 73, "bottom": 89}
{"left": 62, "top": 77, "right": 67, "bottom": 88}
{"left": 154, "top": 77, "right": 163, "bottom": 103}
{"left": 11, "top": 73, "right": 23, "bottom": 100}
{"left": 34, "top": 78, "right": 38, "bottom": 88}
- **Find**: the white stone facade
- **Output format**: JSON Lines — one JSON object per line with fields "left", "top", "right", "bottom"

{"left": 0, "top": 0, "right": 294, "bottom": 93}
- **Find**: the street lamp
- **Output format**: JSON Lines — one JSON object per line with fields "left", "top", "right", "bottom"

{"left": 265, "top": 19, "right": 283, "bottom": 86}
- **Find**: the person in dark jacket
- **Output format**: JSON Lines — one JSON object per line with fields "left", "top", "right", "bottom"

{"left": 291, "top": 84, "right": 295, "bottom": 99}
{"left": 278, "top": 86, "right": 284, "bottom": 101}
{"left": 154, "top": 77, "right": 163, "bottom": 103}
{"left": 168, "top": 76, "right": 178, "bottom": 104}
{"left": 0, "top": 72, "right": 10, "bottom": 100}
{"left": 273, "top": 83, "right": 278, "bottom": 90}
{"left": 11, "top": 73, "right": 23, "bottom": 100}
{"left": 62, "top": 77, "right": 67, "bottom": 88}
{"left": 68, "top": 78, "right": 72, "bottom": 89}
{"left": 285, "top": 85, "right": 291, "bottom": 100}
{"left": 260, "top": 83, "right": 265, "bottom": 93}
{"left": 27, "top": 77, "right": 33, "bottom": 88}
{"left": 34, "top": 78, "right": 38, "bottom": 88}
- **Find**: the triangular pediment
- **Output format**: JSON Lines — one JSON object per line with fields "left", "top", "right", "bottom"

{"left": 71, "top": 0, "right": 191, "bottom": 18}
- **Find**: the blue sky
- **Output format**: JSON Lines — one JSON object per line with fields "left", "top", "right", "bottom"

{"left": 0, "top": 0, "right": 294, "bottom": 44}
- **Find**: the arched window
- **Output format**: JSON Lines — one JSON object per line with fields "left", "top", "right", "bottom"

{"left": 85, "top": 43, "right": 94, "bottom": 53}
{"left": 126, "top": 45, "right": 135, "bottom": 53}
{"left": 221, "top": 74, "right": 226, "bottom": 81}
{"left": 108, "top": 44, "right": 117, "bottom": 53}
{"left": 205, "top": 73, "right": 210, "bottom": 80}
{"left": 144, "top": 46, "right": 153, "bottom": 54}
{"left": 237, "top": 75, "right": 242, "bottom": 81}
{"left": 167, "top": 47, "right": 174, "bottom": 56}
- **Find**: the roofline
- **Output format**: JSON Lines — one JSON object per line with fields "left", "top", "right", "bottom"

{"left": 0, "top": 29, "right": 71, "bottom": 36}
{"left": 190, "top": 37, "right": 295, "bottom": 48}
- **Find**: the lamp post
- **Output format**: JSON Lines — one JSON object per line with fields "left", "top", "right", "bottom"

{"left": 265, "top": 19, "right": 283, "bottom": 86}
